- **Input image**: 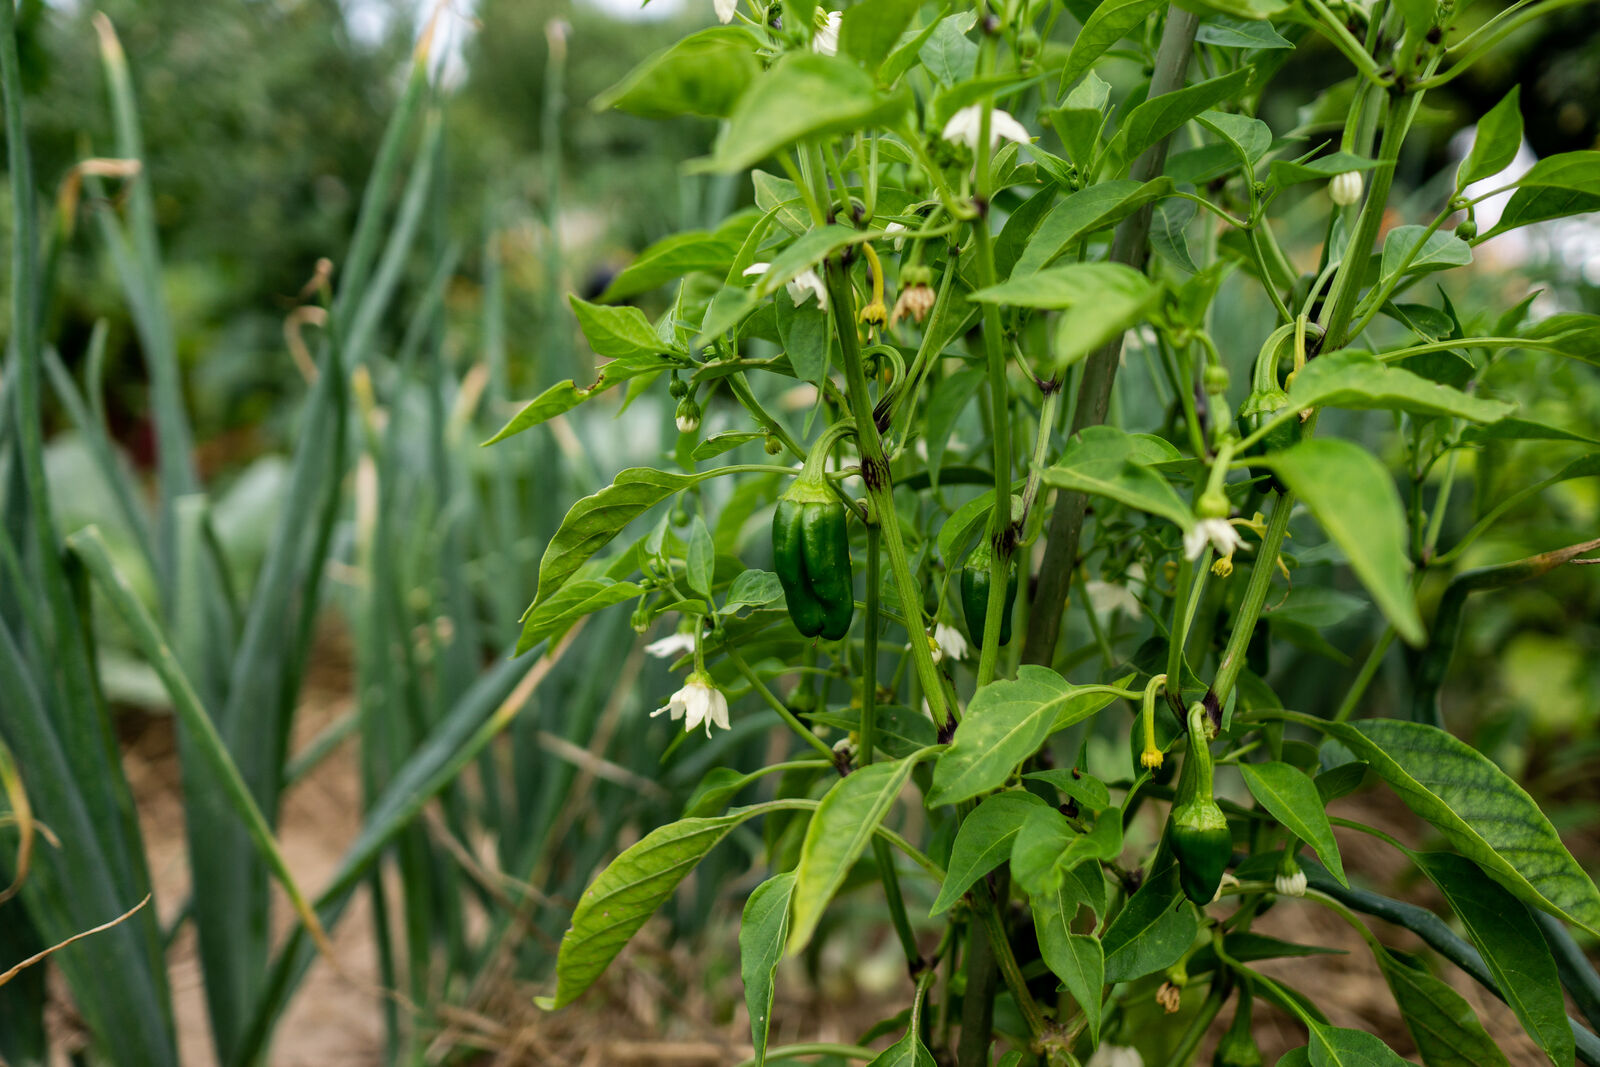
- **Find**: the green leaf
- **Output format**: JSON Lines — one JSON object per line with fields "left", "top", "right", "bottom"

{"left": 741, "top": 873, "right": 796, "bottom": 1067}
{"left": 1038, "top": 425, "right": 1193, "bottom": 529}
{"left": 923, "top": 366, "right": 986, "bottom": 488}
{"left": 1266, "top": 151, "right": 1379, "bottom": 189}
{"left": 881, "top": 6, "right": 960, "bottom": 83}
{"left": 1380, "top": 225, "right": 1472, "bottom": 282}
{"left": 1413, "top": 852, "right": 1572, "bottom": 1066}
{"left": 1255, "top": 440, "right": 1423, "bottom": 645}
{"left": 1239, "top": 761, "right": 1346, "bottom": 886}
{"left": 602, "top": 213, "right": 758, "bottom": 300}
{"left": 1524, "top": 312, "right": 1600, "bottom": 366}
{"left": 1011, "top": 179, "right": 1173, "bottom": 276}
{"left": 755, "top": 224, "right": 879, "bottom": 300}
{"left": 595, "top": 26, "right": 759, "bottom": 118}
{"left": 693, "top": 430, "right": 767, "bottom": 460}
{"left": 1309, "top": 1024, "right": 1411, "bottom": 1066}
{"left": 1102, "top": 860, "right": 1198, "bottom": 982}
{"left": 1197, "top": 110, "right": 1273, "bottom": 172}
{"left": 1290, "top": 350, "right": 1510, "bottom": 423}
{"left": 1486, "top": 152, "right": 1600, "bottom": 235}
{"left": 1014, "top": 807, "right": 1123, "bottom": 894}
{"left": 970, "top": 263, "right": 1159, "bottom": 371}
{"left": 1195, "top": 15, "right": 1293, "bottom": 47}
{"left": 483, "top": 353, "right": 677, "bottom": 445}
{"left": 841, "top": 0, "right": 924, "bottom": 70}
{"left": 1513, "top": 150, "right": 1600, "bottom": 197}
{"left": 1459, "top": 417, "right": 1599, "bottom": 446}
{"left": 542, "top": 804, "right": 783, "bottom": 1009}
{"left": 918, "top": 13, "right": 978, "bottom": 86}
{"left": 570, "top": 296, "right": 680, "bottom": 359}
{"left": 1022, "top": 768, "right": 1112, "bottom": 810}
{"left": 534, "top": 468, "right": 702, "bottom": 609}
{"left": 1180, "top": 0, "right": 1289, "bottom": 18}
{"left": 866, "top": 1030, "right": 938, "bottom": 1067}
{"left": 721, "top": 570, "right": 785, "bottom": 614}
{"left": 931, "top": 790, "right": 1047, "bottom": 915}
{"left": 1059, "top": 0, "right": 1164, "bottom": 90}
{"left": 1033, "top": 885, "right": 1106, "bottom": 1041}
{"left": 1457, "top": 86, "right": 1522, "bottom": 191}
{"left": 1054, "top": 70, "right": 1112, "bottom": 167}
{"left": 700, "top": 53, "right": 911, "bottom": 173}
{"left": 775, "top": 286, "right": 831, "bottom": 384}
{"left": 789, "top": 753, "right": 932, "bottom": 952}
{"left": 928, "top": 666, "right": 1119, "bottom": 806}
{"left": 1376, "top": 949, "right": 1510, "bottom": 1067}
{"left": 1115, "top": 68, "right": 1253, "bottom": 164}
{"left": 515, "top": 578, "right": 645, "bottom": 655}
{"left": 1335, "top": 721, "right": 1600, "bottom": 938}
{"left": 686, "top": 517, "right": 714, "bottom": 600}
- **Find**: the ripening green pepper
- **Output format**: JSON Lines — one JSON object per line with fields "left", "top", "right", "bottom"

{"left": 1168, "top": 701, "right": 1232, "bottom": 905}
{"left": 960, "top": 540, "right": 1016, "bottom": 649}
{"left": 773, "top": 430, "right": 854, "bottom": 640}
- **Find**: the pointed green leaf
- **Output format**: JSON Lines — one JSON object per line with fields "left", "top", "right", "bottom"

{"left": 699, "top": 52, "right": 911, "bottom": 173}
{"left": 1413, "top": 852, "right": 1572, "bottom": 1066}
{"left": 595, "top": 26, "right": 759, "bottom": 119}
{"left": 841, "top": 0, "right": 923, "bottom": 69}
{"left": 1115, "top": 68, "right": 1253, "bottom": 164}
{"left": 1292, "top": 350, "right": 1511, "bottom": 422}
{"left": 1309, "top": 1024, "right": 1411, "bottom": 1066}
{"left": 1332, "top": 720, "right": 1600, "bottom": 938}
{"left": 542, "top": 803, "right": 790, "bottom": 1009}
{"left": 516, "top": 578, "right": 645, "bottom": 655}
{"left": 1033, "top": 885, "right": 1106, "bottom": 1041}
{"left": 570, "top": 296, "right": 680, "bottom": 360}
{"left": 1102, "top": 860, "right": 1198, "bottom": 982}
{"left": 1376, "top": 949, "right": 1510, "bottom": 1067}
{"left": 931, "top": 790, "right": 1047, "bottom": 915}
{"left": 789, "top": 752, "right": 932, "bottom": 952}
{"left": 1239, "top": 761, "right": 1346, "bottom": 886}
{"left": 741, "top": 873, "right": 796, "bottom": 1066}
{"left": 1059, "top": 0, "right": 1164, "bottom": 90}
{"left": 1255, "top": 440, "right": 1424, "bottom": 645}
{"left": 1011, "top": 179, "right": 1174, "bottom": 276}
{"left": 1457, "top": 86, "right": 1522, "bottom": 191}
{"left": 1038, "top": 425, "right": 1193, "bottom": 529}
{"left": 928, "top": 666, "right": 1120, "bottom": 806}
{"left": 534, "top": 468, "right": 703, "bottom": 609}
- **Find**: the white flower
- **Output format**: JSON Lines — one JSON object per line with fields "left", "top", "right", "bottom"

{"left": 1275, "top": 868, "right": 1309, "bottom": 897}
{"left": 1086, "top": 1046, "right": 1144, "bottom": 1067}
{"left": 652, "top": 671, "right": 731, "bottom": 737}
{"left": 933, "top": 623, "right": 968, "bottom": 662}
{"left": 714, "top": 0, "right": 738, "bottom": 23}
{"left": 884, "top": 220, "right": 907, "bottom": 251}
{"left": 940, "top": 105, "right": 1032, "bottom": 154}
{"left": 1183, "top": 518, "right": 1242, "bottom": 562}
{"left": 644, "top": 632, "right": 696, "bottom": 659}
{"left": 1085, "top": 573, "right": 1143, "bottom": 620}
{"left": 812, "top": 10, "right": 841, "bottom": 55}
{"left": 786, "top": 268, "right": 829, "bottom": 310}
{"left": 743, "top": 262, "right": 829, "bottom": 311}
{"left": 1329, "top": 170, "right": 1364, "bottom": 206}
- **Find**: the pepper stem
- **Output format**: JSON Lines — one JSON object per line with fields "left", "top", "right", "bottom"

{"left": 1140, "top": 673, "right": 1168, "bottom": 770}
{"left": 798, "top": 420, "right": 857, "bottom": 485}
{"left": 1186, "top": 700, "right": 1215, "bottom": 801}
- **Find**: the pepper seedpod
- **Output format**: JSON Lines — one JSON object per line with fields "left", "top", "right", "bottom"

{"left": 773, "top": 427, "right": 855, "bottom": 640}
{"left": 960, "top": 539, "right": 1017, "bottom": 649}
{"left": 1168, "top": 702, "right": 1232, "bottom": 905}
{"left": 1212, "top": 984, "right": 1264, "bottom": 1067}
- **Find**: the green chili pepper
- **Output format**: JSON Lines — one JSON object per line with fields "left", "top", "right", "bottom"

{"left": 1168, "top": 702, "right": 1232, "bottom": 906}
{"left": 773, "top": 428, "right": 854, "bottom": 640}
{"left": 960, "top": 539, "right": 1016, "bottom": 649}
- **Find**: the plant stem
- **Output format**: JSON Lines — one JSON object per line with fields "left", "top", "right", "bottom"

{"left": 824, "top": 260, "right": 951, "bottom": 728}
{"left": 1208, "top": 487, "right": 1293, "bottom": 709}
{"left": 972, "top": 217, "right": 1014, "bottom": 688}
{"left": 725, "top": 646, "right": 839, "bottom": 761}
{"left": 1023, "top": 5, "right": 1200, "bottom": 668}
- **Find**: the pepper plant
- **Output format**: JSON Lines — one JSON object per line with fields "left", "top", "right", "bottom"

{"left": 503, "top": 0, "right": 1600, "bottom": 1062}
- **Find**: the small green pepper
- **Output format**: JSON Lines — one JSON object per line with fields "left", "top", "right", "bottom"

{"left": 1168, "top": 702, "right": 1232, "bottom": 905}
{"left": 960, "top": 540, "right": 1016, "bottom": 649}
{"left": 773, "top": 428, "right": 854, "bottom": 640}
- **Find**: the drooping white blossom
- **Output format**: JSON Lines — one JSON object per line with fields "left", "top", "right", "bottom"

{"left": 714, "top": 0, "right": 738, "bottom": 23}
{"left": 933, "top": 623, "right": 969, "bottom": 662}
{"left": 1329, "top": 170, "right": 1364, "bottom": 206}
{"left": 743, "top": 262, "right": 830, "bottom": 311}
{"left": 940, "top": 105, "right": 1032, "bottom": 154}
{"left": 652, "top": 671, "right": 731, "bottom": 737}
{"left": 1183, "top": 518, "right": 1243, "bottom": 562}
{"left": 812, "top": 10, "right": 841, "bottom": 55}
{"left": 644, "top": 632, "right": 697, "bottom": 659}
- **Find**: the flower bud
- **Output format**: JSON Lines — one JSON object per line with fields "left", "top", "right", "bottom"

{"left": 1329, "top": 171, "right": 1364, "bottom": 206}
{"left": 1454, "top": 218, "right": 1478, "bottom": 240}
{"left": 675, "top": 397, "right": 701, "bottom": 434}
{"left": 1203, "top": 364, "right": 1230, "bottom": 396}
{"left": 764, "top": 433, "right": 784, "bottom": 455}
{"left": 668, "top": 375, "right": 688, "bottom": 399}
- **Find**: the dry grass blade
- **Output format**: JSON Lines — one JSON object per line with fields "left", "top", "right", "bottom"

{"left": 0, "top": 734, "right": 33, "bottom": 904}
{"left": 0, "top": 894, "right": 151, "bottom": 988}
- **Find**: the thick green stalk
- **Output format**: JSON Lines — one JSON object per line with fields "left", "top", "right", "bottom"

{"left": 971, "top": 223, "right": 1013, "bottom": 687}
{"left": 1022, "top": 6, "right": 1200, "bottom": 668}
{"left": 1208, "top": 488, "right": 1294, "bottom": 709}
{"left": 824, "top": 260, "right": 950, "bottom": 727}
